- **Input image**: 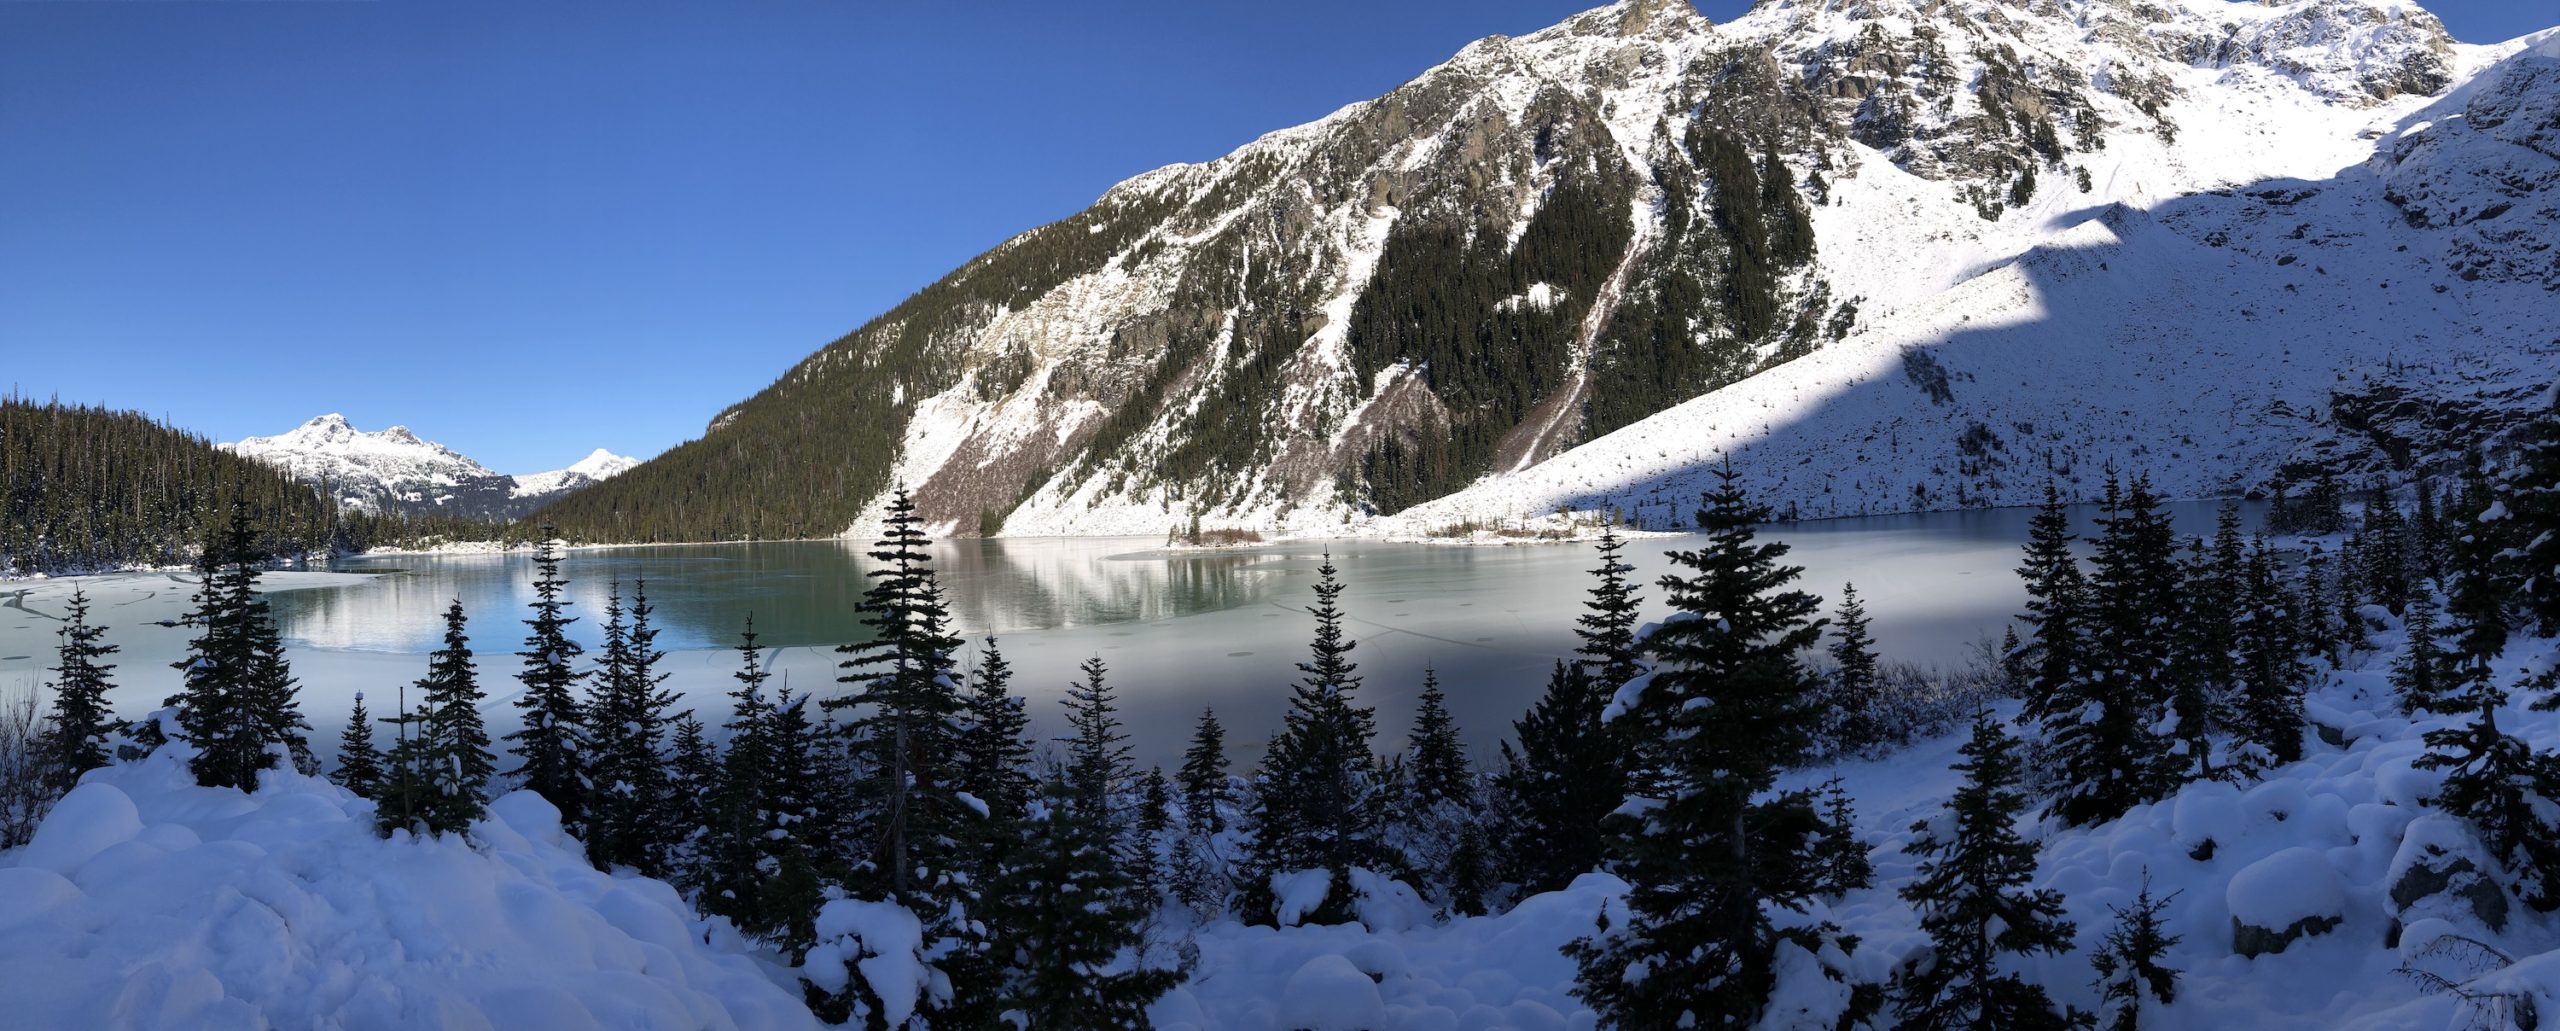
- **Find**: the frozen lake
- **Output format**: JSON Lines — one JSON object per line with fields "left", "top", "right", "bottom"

{"left": 0, "top": 500, "right": 2257, "bottom": 768}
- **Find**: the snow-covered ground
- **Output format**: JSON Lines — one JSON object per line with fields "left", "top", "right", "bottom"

{"left": 0, "top": 755, "right": 816, "bottom": 1030}
{"left": 10, "top": 563, "right": 2555, "bottom": 1027}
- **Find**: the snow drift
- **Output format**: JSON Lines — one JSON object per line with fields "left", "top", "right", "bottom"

{"left": 0, "top": 750, "right": 815, "bottom": 1031}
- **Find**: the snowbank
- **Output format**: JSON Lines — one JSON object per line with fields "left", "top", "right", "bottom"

{"left": 0, "top": 752, "right": 816, "bottom": 1031}
{"left": 1153, "top": 872, "right": 1626, "bottom": 1031}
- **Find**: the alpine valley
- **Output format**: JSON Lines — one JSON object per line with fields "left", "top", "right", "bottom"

{"left": 534, "top": 0, "right": 2560, "bottom": 544}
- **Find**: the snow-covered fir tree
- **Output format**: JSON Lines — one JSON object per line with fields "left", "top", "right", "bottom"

{"left": 1241, "top": 553, "right": 1387, "bottom": 926}
{"left": 815, "top": 487, "right": 992, "bottom": 1024}
{"left": 2031, "top": 477, "right": 2177, "bottom": 826}
{"left": 985, "top": 773, "right": 1177, "bottom": 1028}
{"left": 2090, "top": 873, "right": 2181, "bottom": 1031}
{"left": 329, "top": 692, "right": 383, "bottom": 798}
{"left": 35, "top": 585, "right": 117, "bottom": 795}
{"left": 1061, "top": 654, "right": 1133, "bottom": 816}
{"left": 1570, "top": 465, "right": 1830, "bottom": 1028}
{"left": 584, "top": 580, "right": 681, "bottom": 875}
{"left": 2014, "top": 485, "right": 2087, "bottom": 730}
{"left": 507, "top": 526, "right": 589, "bottom": 821}
{"left": 1497, "top": 528, "right": 1644, "bottom": 895}
{"left": 2415, "top": 498, "right": 2560, "bottom": 912}
{"left": 1895, "top": 716, "right": 2087, "bottom": 1031}
{"left": 2392, "top": 588, "right": 2453, "bottom": 715}
{"left": 954, "top": 635, "right": 1034, "bottom": 820}
{"left": 386, "top": 599, "right": 496, "bottom": 837}
{"left": 1813, "top": 775, "right": 1872, "bottom": 896}
{"left": 1177, "top": 706, "right": 1230, "bottom": 837}
{"left": 2501, "top": 387, "right": 2560, "bottom": 632}
{"left": 2230, "top": 537, "right": 2310, "bottom": 771}
{"left": 173, "top": 510, "right": 311, "bottom": 790}
{"left": 1826, "top": 581, "right": 1883, "bottom": 754}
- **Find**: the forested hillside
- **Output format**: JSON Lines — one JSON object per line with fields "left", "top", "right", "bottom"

{"left": 0, "top": 399, "right": 519, "bottom": 573}
{"left": 0, "top": 399, "right": 337, "bottom": 572}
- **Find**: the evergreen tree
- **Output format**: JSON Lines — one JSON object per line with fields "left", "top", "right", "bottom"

{"left": 1812, "top": 775, "right": 1873, "bottom": 896}
{"left": 36, "top": 585, "right": 118, "bottom": 794}
{"left": 1827, "top": 582, "right": 1883, "bottom": 753}
{"left": 402, "top": 599, "right": 495, "bottom": 836}
{"left": 1061, "top": 655, "right": 1132, "bottom": 817}
{"left": 1406, "top": 667, "right": 1469, "bottom": 804}
{"left": 2164, "top": 510, "right": 2245, "bottom": 783}
{"left": 955, "top": 635, "right": 1034, "bottom": 819}
{"left": 2502, "top": 386, "right": 2560, "bottom": 631}
{"left": 1497, "top": 527, "right": 1648, "bottom": 896}
{"left": 2090, "top": 874, "right": 2181, "bottom": 1031}
{"left": 702, "top": 617, "right": 777, "bottom": 931}
{"left": 1895, "top": 716, "right": 2088, "bottom": 1031}
{"left": 818, "top": 488, "right": 990, "bottom": 1022}
{"left": 668, "top": 711, "right": 719, "bottom": 883}
{"left": 2412, "top": 477, "right": 2448, "bottom": 581}
{"left": 507, "top": 527, "right": 589, "bottom": 819}
{"left": 1137, "top": 766, "right": 1172, "bottom": 840}
{"left": 2392, "top": 589, "right": 2453, "bottom": 715}
{"left": 1576, "top": 526, "right": 1646, "bottom": 691}
{"left": 1401, "top": 666, "right": 1488, "bottom": 915}
{"left": 1242, "top": 553, "right": 1386, "bottom": 926}
{"left": 2014, "top": 485, "right": 2087, "bottom": 729}
{"left": 243, "top": 581, "right": 315, "bottom": 777}
{"left": 174, "top": 510, "right": 310, "bottom": 790}
{"left": 330, "top": 692, "right": 384, "bottom": 798}
{"left": 1569, "top": 466, "right": 1830, "bottom": 1028}
{"left": 2362, "top": 487, "right": 2413, "bottom": 613}
{"left": 2415, "top": 503, "right": 2560, "bottom": 911}
{"left": 2230, "top": 539, "right": 2309, "bottom": 770}
{"left": 986, "top": 774, "right": 1179, "bottom": 1027}
{"left": 2297, "top": 554, "right": 2339, "bottom": 664}
{"left": 1176, "top": 707, "right": 1230, "bottom": 836}
{"left": 2034, "top": 478, "right": 2177, "bottom": 826}
{"left": 586, "top": 581, "right": 681, "bottom": 874}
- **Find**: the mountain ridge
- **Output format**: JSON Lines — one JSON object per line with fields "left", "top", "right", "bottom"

{"left": 224, "top": 414, "right": 637, "bottom": 520}
{"left": 534, "top": 0, "right": 2556, "bottom": 544}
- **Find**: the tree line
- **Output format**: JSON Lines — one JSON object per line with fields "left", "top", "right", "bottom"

{"left": 13, "top": 386, "right": 2560, "bottom": 1028}
{"left": 0, "top": 397, "right": 556, "bottom": 574}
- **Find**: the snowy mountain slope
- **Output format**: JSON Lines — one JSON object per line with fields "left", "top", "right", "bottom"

{"left": 1392, "top": 22, "right": 2560, "bottom": 531}
{"left": 222, "top": 415, "right": 634, "bottom": 519}
{"left": 0, "top": 753, "right": 815, "bottom": 1030}
{"left": 553, "top": 0, "right": 2548, "bottom": 544}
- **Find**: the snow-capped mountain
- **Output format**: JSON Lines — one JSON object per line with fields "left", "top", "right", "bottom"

{"left": 222, "top": 415, "right": 635, "bottom": 519}
{"left": 511, "top": 448, "right": 642, "bottom": 500}
{"left": 546, "top": 0, "right": 2556, "bottom": 542}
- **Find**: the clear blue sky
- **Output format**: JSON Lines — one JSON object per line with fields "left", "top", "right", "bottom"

{"left": 2, "top": 0, "right": 2545, "bottom": 473}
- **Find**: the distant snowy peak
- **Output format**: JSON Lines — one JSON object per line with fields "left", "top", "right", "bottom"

{"left": 223, "top": 415, "right": 632, "bottom": 518}
{"left": 511, "top": 448, "right": 641, "bottom": 499}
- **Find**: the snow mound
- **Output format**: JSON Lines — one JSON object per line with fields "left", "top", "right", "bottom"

{"left": 1154, "top": 872, "right": 1625, "bottom": 1030}
{"left": 0, "top": 753, "right": 816, "bottom": 1031}
{"left": 1277, "top": 954, "right": 1387, "bottom": 1031}
{"left": 2227, "top": 846, "right": 2349, "bottom": 931}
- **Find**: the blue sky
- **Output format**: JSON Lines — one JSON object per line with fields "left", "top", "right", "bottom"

{"left": 2, "top": 0, "right": 2546, "bottom": 473}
